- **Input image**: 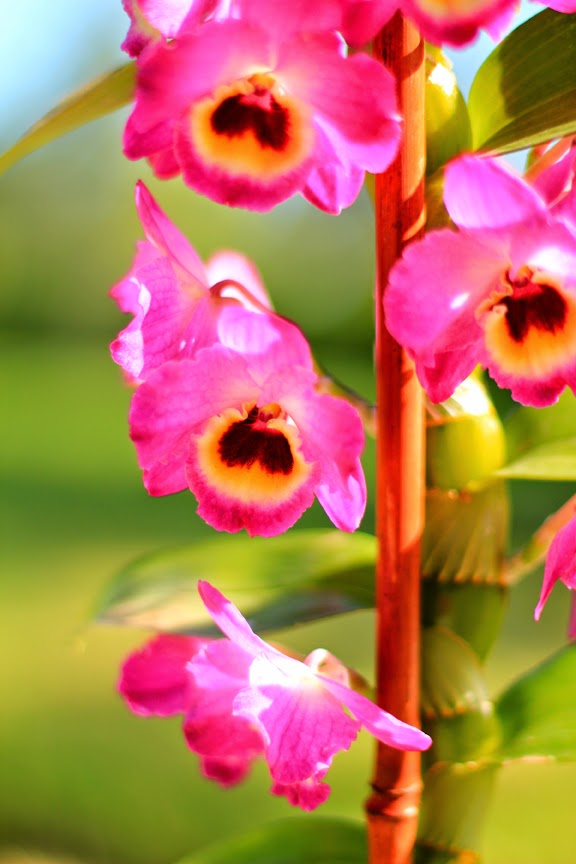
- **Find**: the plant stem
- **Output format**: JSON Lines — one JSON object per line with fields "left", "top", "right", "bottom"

{"left": 366, "top": 14, "right": 426, "bottom": 864}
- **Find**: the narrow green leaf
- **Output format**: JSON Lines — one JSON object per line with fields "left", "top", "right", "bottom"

{"left": 469, "top": 10, "right": 576, "bottom": 154}
{"left": 174, "top": 818, "right": 366, "bottom": 864}
{"left": 421, "top": 627, "right": 499, "bottom": 764}
{"left": 497, "top": 644, "right": 576, "bottom": 761}
{"left": 0, "top": 63, "right": 135, "bottom": 175}
{"left": 97, "top": 530, "right": 376, "bottom": 634}
{"left": 422, "top": 481, "right": 508, "bottom": 586}
{"left": 497, "top": 437, "right": 576, "bottom": 480}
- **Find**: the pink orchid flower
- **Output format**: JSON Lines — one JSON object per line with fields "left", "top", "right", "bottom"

{"left": 110, "top": 181, "right": 271, "bottom": 382}
{"left": 385, "top": 154, "right": 576, "bottom": 407}
{"left": 118, "top": 582, "right": 431, "bottom": 809}
{"left": 123, "top": 5, "right": 400, "bottom": 213}
{"left": 129, "top": 308, "right": 366, "bottom": 535}
{"left": 340, "top": 0, "right": 576, "bottom": 48}
{"left": 535, "top": 514, "right": 576, "bottom": 638}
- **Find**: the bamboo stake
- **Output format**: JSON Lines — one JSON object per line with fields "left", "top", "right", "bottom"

{"left": 366, "top": 13, "right": 426, "bottom": 864}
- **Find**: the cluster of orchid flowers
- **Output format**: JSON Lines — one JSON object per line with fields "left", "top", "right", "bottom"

{"left": 110, "top": 0, "right": 576, "bottom": 813}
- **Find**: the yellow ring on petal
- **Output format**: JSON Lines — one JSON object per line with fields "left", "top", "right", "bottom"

{"left": 483, "top": 272, "right": 576, "bottom": 379}
{"left": 189, "top": 73, "right": 314, "bottom": 180}
{"left": 418, "top": 0, "right": 494, "bottom": 19}
{"left": 195, "top": 404, "right": 313, "bottom": 505}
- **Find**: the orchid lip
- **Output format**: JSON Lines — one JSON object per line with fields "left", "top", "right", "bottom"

{"left": 478, "top": 265, "right": 576, "bottom": 379}
{"left": 188, "top": 72, "right": 314, "bottom": 180}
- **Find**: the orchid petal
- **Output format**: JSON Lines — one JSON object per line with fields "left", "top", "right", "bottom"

{"left": 319, "top": 676, "right": 432, "bottom": 751}
{"left": 233, "top": 653, "right": 361, "bottom": 784}
{"left": 295, "top": 393, "right": 366, "bottom": 532}
{"left": 135, "top": 180, "right": 207, "bottom": 281}
{"left": 118, "top": 634, "right": 210, "bottom": 716}
{"left": 445, "top": 155, "right": 547, "bottom": 230}
{"left": 535, "top": 515, "right": 576, "bottom": 620}
{"left": 206, "top": 250, "right": 272, "bottom": 310}
{"left": 129, "top": 350, "right": 259, "bottom": 476}
{"left": 281, "top": 44, "right": 400, "bottom": 175}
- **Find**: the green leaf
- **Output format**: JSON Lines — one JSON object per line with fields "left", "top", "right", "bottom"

{"left": 497, "top": 437, "right": 576, "bottom": 480}
{"left": 0, "top": 63, "right": 135, "bottom": 175}
{"left": 504, "top": 390, "right": 576, "bottom": 461}
{"left": 422, "top": 481, "right": 508, "bottom": 586}
{"left": 469, "top": 9, "right": 576, "bottom": 154}
{"left": 174, "top": 819, "right": 366, "bottom": 864}
{"left": 497, "top": 644, "right": 576, "bottom": 761}
{"left": 421, "top": 627, "right": 499, "bottom": 764}
{"left": 97, "top": 530, "right": 376, "bottom": 634}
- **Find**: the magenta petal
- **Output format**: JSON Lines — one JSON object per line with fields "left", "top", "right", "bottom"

{"left": 531, "top": 147, "right": 576, "bottom": 209}
{"left": 402, "top": 0, "right": 515, "bottom": 46}
{"left": 445, "top": 155, "right": 546, "bottom": 230}
{"left": 319, "top": 677, "right": 432, "bottom": 751}
{"left": 215, "top": 308, "right": 314, "bottom": 380}
{"left": 118, "top": 634, "right": 210, "bottom": 716}
{"left": 341, "top": 0, "right": 396, "bottom": 47}
{"left": 200, "top": 755, "right": 255, "bottom": 787}
{"left": 111, "top": 256, "right": 195, "bottom": 380}
{"left": 148, "top": 146, "right": 181, "bottom": 179}
{"left": 535, "top": 514, "right": 576, "bottom": 620}
{"left": 569, "top": 594, "right": 576, "bottom": 641}
{"left": 197, "top": 581, "right": 277, "bottom": 658}
{"left": 233, "top": 654, "right": 361, "bottom": 784}
{"left": 135, "top": 181, "right": 207, "bottom": 282}
{"left": 237, "top": 0, "right": 343, "bottom": 37}
{"left": 206, "top": 250, "right": 272, "bottom": 310}
{"left": 295, "top": 393, "right": 366, "bottom": 532}
{"left": 140, "top": 0, "right": 219, "bottom": 36}
{"left": 184, "top": 640, "right": 264, "bottom": 770}
{"left": 385, "top": 229, "right": 503, "bottom": 359}
{"left": 129, "top": 350, "right": 259, "bottom": 489}
{"left": 544, "top": 0, "right": 576, "bottom": 10}
{"left": 129, "top": 21, "right": 272, "bottom": 133}
{"left": 271, "top": 772, "right": 331, "bottom": 811}
{"left": 301, "top": 121, "right": 365, "bottom": 215}
{"left": 283, "top": 45, "right": 400, "bottom": 174}
{"left": 416, "top": 343, "right": 481, "bottom": 404}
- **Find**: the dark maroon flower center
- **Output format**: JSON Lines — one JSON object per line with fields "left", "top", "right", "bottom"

{"left": 211, "top": 89, "right": 289, "bottom": 151}
{"left": 500, "top": 275, "right": 567, "bottom": 344}
{"left": 218, "top": 406, "right": 294, "bottom": 475}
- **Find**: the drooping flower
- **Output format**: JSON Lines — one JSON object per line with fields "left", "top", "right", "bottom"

{"left": 196, "top": 580, "right": 431, "bottom": 807}
{"left": 129, "top": 308, "right": 366, "bottom": 535}
{"left": 123, "top": 6, "right": 401, "bottom": 213}
{"left": 384, "top": 153, "right": 576, "bottom": 407}
{"left": 110, "top": 180, "right": 271, "bottom": 382}
{"left": 118, "top": 582, "right": 431, "bottom": 809}
{"left": 535, "top": 514, "right": 576, "bottom": 630}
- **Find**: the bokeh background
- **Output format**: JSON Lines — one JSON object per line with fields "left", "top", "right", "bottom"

{"left": 1, "top": 3, "right": 575, "bottom": 863}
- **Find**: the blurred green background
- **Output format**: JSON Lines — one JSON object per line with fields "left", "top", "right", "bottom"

{"left": 1, "top": 3, "right": 576, "bottom": 863}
